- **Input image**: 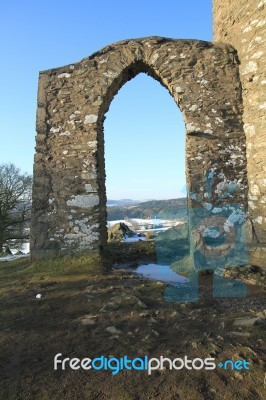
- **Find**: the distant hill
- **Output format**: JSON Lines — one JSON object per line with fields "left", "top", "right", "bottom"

{"left": 107, "top": 199, "right": 141, "bottom": 207}
{"left": 107, "top": 198, "right": 187, "bottom": 221}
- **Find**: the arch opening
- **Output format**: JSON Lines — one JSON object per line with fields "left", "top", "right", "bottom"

{"left": 102, "top": 70, "right": 188, "bottom": 264}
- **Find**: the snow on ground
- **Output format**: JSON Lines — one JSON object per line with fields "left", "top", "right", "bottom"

{"left": 0, "top": 254, "right": 29, "bottom": 262}
{"left": 0, "top": 242, "right": 30, "bottom": 262}
{"left": 124, "top": 235, "right": 146, "bottom": 243}
{"left": 107, "top": 218, "right": 185, "bottom": 242}
{"left": 107, "top": 218, "right": 184, "bottom": 229}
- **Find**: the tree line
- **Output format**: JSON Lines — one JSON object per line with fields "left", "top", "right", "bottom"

{"left": 0, "top": 163, "right": 32, "bottom": 254}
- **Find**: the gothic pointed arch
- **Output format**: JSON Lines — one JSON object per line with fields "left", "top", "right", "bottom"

{"left": 31, "top": 37, "right": 247, "bottom": 263}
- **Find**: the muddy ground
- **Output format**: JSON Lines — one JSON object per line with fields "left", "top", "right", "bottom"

{"left": 0, "top": 243, "right": 265, "bottom": 400}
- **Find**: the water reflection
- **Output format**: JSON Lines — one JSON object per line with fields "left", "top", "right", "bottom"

{"left": 135, "top": 263, "right": 189, "bottom": 284}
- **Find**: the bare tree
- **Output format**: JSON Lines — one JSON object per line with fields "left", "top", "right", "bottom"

{"left": 0, "top": 163, "right": 32, "bottom": 253}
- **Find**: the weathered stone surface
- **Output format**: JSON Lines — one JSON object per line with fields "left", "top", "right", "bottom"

{"left": 213, "top": 0, "right": 266, "bottom": 268}
{"left": 31, "top": 37, "right": 249, "bottom": 262}
{"left": 249, "top": 245, "right": 266, "bottom": 269}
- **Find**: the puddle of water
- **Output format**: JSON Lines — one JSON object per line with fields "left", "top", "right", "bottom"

{"left": 134, "top": 263, "right": 189, "bottom": 284}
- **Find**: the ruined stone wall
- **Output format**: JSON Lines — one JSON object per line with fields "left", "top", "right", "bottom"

{"left": 213, "top": 0, "right": 266, "bottom": 266}
{"left": 31, "top": 37, "right": 248, "bottom": 263}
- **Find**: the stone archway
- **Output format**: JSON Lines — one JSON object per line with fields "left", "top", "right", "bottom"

{"left": 31, "top": 37, "right": 248, "bottom": 264}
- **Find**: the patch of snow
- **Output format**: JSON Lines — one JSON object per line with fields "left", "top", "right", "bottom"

{"left": 107, "top": 218, "right": 184, "bottom": 230}
{"left": 124, "top": 235, "right": 145, "bottom": 243}
{"left": 0, "top": 254, "right": 29, "bottom": 262}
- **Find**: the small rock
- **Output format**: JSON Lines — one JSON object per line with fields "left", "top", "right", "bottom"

{"left": 106, "top": 326, "right": 122, "bottom": 335}
{"left": 191, "top": 341, "right": 198, "bottom": 349}
{"left": 245, "top": 278, "right": 257, "bottom": 285}
{"left": 139, "top": 311, "right": 149, "bottom": 317}
{"left": 36, "top": 294, "right": 42, "bottom": 299}
{"left": 81, "top": 314, "right": 98, "bottom": 325}
{"left": 82, "top": 319, "right": 96, "bottom": 326}
{"left": 86, "top": 286, "right": 96, "bottom": 293}
{"left": 230, "top": 331, "right": 251, "bottom": 338}
{"left": 137, "top": 300, "right": 148, "bottom": 309}
{"left": 109, "top": 335, "right": 120, "bottom": 340}
{"left": 210, "top": 343, "right": 221, "bottom": 355}
{"left": 234, "top": 371, "right": 244, "bottom": 380}
{"left": 256, "top": 310, "right": 266, "bottom": 318}
{"left": 171, "top": 311, "right": 182, "bottom": 318}
{"left": 233, "top": 317, "right": 259, "bottom": 327}
{"left": 142, "top": 335, "right": 150, "bottom": 341}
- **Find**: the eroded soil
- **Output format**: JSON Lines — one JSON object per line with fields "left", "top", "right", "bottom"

{"left": 0, "top": 247, "right": 265, "bottom": 400}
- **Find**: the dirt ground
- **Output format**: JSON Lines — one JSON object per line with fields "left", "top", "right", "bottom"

{"left": 0, "top": 245, "right": 265, "bottom": 400}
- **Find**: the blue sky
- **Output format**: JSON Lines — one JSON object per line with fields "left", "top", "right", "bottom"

{"left": 0, "top": 0, "right": 212, "bottom": 200}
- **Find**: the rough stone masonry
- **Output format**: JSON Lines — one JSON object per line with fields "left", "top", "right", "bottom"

{"left": 213, "top": 0, "right": 266, "bottom": 268}
{"left": 31, "top": 34, "right": 252, "bottom": 269}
